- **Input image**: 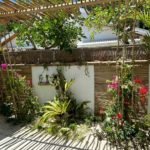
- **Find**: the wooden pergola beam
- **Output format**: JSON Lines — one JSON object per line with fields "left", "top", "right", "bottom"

{"left": 0, "top": 33, "right": 16, "bottom": 47}
{"left": 0, "top": 0, "right": 118, "bottom": 18}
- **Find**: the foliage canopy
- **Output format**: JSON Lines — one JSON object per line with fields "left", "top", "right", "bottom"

{"left": 9, "top": 12, "right": 84, "bottom": 51}
{"left": 84, "top": 0, "right": 150, "bottom": 44}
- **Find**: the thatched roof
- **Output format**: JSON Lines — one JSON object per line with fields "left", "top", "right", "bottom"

{"left": 0, "top": 0, "right": 117, "bottom": 24}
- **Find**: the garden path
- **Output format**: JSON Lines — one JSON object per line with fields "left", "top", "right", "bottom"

{"left": 0, "top": 115, "right": 116, "bottom": 150}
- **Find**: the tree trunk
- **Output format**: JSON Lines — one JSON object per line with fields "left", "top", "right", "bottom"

{"left": 27, "top": 35, "right": 37, "bottom": 50}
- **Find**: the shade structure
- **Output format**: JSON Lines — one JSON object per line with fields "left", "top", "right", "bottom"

{"left": 0, "top": 0, "right": 118, "bottom": 24}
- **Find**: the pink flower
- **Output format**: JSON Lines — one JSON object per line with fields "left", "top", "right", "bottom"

{"left": 139, "top": 85, "right": 148, "bottom": 95}
{"left": 107, "top": 76, "right": 119, "bottom": 90}
{"left": 1, "top": 64, "right": 7, "bottom": 71}
{"left": 108, "top": 82, "right": 118, "bottom": 90}
{"left": 116, "top": 113, "right": 123, "bottom": 119}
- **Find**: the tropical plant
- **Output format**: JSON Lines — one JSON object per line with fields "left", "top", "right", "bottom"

{"left": 49, "top": 68, "right": 74, "bottom": 97}
{"left": 48, "top": 68, "right": 90, "bottom": 120}
{"left": 40, "top": 98, "right": 70, "bottom": 124}
{"left": 37, "top": 68, "right": 91, "bottom": 139}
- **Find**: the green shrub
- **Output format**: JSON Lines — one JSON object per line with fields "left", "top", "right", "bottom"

{"left": 1, "top": 102, "right": 12, "bottom": 117}
{"left": 1, "top": 68, "right": 40, "bottom": 123}
{"left": 143, "top": 114, "right": 150, "bottom": 127}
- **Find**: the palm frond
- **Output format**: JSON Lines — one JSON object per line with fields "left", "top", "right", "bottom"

{"left": 40, "top": 99, "right": 70, "bottom": 123}
{"left": 138, "top": 10, "right": 150, "bottom": 28}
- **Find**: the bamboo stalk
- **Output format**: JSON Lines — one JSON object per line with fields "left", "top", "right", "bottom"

{"left": 3, "top": 31, "right": 18, "bottom": 119}
{"left": 116, "top": 0, "right": 121, "bottom": 114}
{"left": 131, "top": 0, "right": 137, "bottom": 116}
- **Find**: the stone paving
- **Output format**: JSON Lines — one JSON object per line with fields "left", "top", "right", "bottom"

{"left": 0, "top": 115, "right": 117, "bottom": 150}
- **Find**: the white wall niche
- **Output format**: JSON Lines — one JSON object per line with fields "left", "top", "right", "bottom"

{"left": 32, "top": 65, "right": 94, "bottom": 112}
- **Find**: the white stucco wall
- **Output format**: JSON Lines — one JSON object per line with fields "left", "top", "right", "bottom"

{"left": 79, "top": 7, "right": 117, "bottom": 43}
{"left": 80, "top": 26, "right": 117, "bottom": 43}
{"left": 32, "top": 65, "right": 94, "bottom": 112}
{"left": 6, "top": 38, "right": 17, "bottom": 48}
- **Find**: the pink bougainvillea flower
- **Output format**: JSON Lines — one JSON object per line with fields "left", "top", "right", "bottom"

{"left": 107, "top": 82, "right": 118, "bottom": 90}
{"left": 1, "top": 64, "right": 7, "bottom": 71}
{"left": 116, "top": 113, "right": 123, "bottom": 119}
{"left": 134, "top": 77, "right": 142, "bottom": 84}
{"left": 139, "top": 85, "right": 148, "bottom": 95}
{"left": 107, "top": 76, "right": 119, "bottom": 90}
{"left": 112, "top": 82, "right": 118, "bottom": 89}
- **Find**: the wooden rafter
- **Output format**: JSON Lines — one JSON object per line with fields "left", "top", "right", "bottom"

{"left": 0, "top": 33, "right": 16, "bottom": 47}
{"left": 0, "top": 0, "right": 118, "bottom": 18}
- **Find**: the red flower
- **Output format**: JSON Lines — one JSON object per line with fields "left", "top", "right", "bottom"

{"left": 140, "top": 96, "right": 146, "bottom": 105}
{"left": 139, "top": 85, "right": 148, "bottom": 95}
{"left": 125, "top": 114, "right": 130, "bottom": 121}
{"left": 134, "top": 77, "right": 142, "bottom": 84}
{"left": 1, "top": 64, "right": 7, "bottom": 71}
{"left": 112, "top": 116, "right": 115, "bottom": 119}
{"left": 119, "top": 91, "right": 122, "bottom": 96}
{"left": 124, "top": 101, "right": 130, "bottom": 106}
{"left": 116, "top": 113, "right": 123, "bottom": 119}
